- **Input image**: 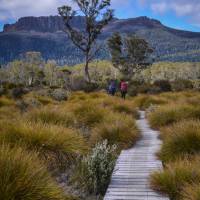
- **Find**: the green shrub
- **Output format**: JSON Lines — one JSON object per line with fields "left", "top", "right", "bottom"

{"left": 11, "top": 87, "right": 27, "bottom": 99}
{"left": 0, "top": 144, "right": 67, "bottom": 200}
{"left": 171, "top": 79, "right": 193, "bottom": 91}
{"left": 154, "top": 80, "right": 172, "bottom": 92}
{"left": 150, "top": 158, "right": 200, "bottom": 200}
{"left": 74, "top": 140, "right": 117, "bottom": 195}
{"left": 159, "top": 120, "right": 200, "bottom": 162}
{"left": 51, "top": 89, "right": 68, "bottom": 101}
{"left": 192, "top": 80, "right": 200, "bottom": 91}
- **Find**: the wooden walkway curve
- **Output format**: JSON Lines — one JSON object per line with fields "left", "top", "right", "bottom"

{"left": 104, "top": 111, "right": 169, "bottom": 200}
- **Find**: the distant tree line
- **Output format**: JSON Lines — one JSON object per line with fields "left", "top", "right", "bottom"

{"left": 0, "top": 52, "right": 70, "bottom": 88}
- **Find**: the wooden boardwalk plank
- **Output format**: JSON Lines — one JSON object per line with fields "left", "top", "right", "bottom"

{"left": 104, "top": 111, "right": 169, "bottom": 200}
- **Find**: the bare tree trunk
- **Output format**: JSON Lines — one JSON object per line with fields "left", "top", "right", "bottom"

{"left": 84, "top": 56, "right": 91, "bottom": 83}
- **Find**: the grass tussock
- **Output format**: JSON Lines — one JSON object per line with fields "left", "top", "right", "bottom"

{"left": 133, "top": 95, "right": 168, "bottom": 109}
{"left": 0, "top": 144, "right": 67, "bottom": 200}
{"left": 28, "top": 107, "right": 74, "bottom": 127}
{"left": 159, "top": 120, "right": 200, "bottom": 162}
{"left": 72, "top": 102, "right": 107, "bottom": 128}
{"left": 90, "top": 113, "right": 140, "bottom": 150}
{"left": 0, "top": 120, "right": 88, "bottom": 168}
{"left": 0, "top": 96, "right": 15, "bottom": 107}
{"left": 150, "top": 158, "right": 200, "bottom": 200}
{"left": 182, "top": 183, "right": 200, "bottom": 200}
{"left": 148, "top": 104, "right": 200, "bottom": 128}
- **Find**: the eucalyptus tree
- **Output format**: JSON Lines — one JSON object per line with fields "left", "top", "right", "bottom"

{"left": 108, "top": 32, "right": 153, "bottom": 80}
{"left": 58, "top": 0, "right": 114, "bottom": 82}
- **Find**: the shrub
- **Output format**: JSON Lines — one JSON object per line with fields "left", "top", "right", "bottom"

{"left": 148, "top": 104, "right": 200, "bottom": 128}
{"left": 192, "top": 80, "right": 200, "bottom": 91}
{"left": 11, "top": 87, "right": 27, "bottom": 99}
{"left": 0, "top": 87, "right": 6, "bottom": 96}
{"left": 0, "top": 144, "right": 67, "bottom": 200}
{"left": 0, "top": 120, "right": 87, "bottom": 170}
{"left": 137, "top": 83, "right": 153, "bottom": 94}
{"left": 171, "top": 79, "right": 193, "bottom": 91}
{"left": 154, "top": 80, "right": 172, "bottom": 92}
{"left": 150, "top": 158, "right": 200, "bottom": 200}
{"left": 90, "top": 113, "right": 140, "bottom": 150}
{"left": 128, "top": 80, "right": 142, "bottom": 96}
{"left": 159, "top": 120, "right": 200, "bottom": 162}
{"left": 51, "top": 89, "right": 68, "bottom": 101}
{"left": 74, "top": 140, "right": 117, "bottom": 195}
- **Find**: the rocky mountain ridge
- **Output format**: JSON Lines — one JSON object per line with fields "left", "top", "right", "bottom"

{"left": 1, "top": 16, "right": 200, "bottom": 65}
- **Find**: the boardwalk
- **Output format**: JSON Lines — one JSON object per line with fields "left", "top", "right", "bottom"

{"left": 104, "top": 111, "right": 169, "bottom": 200}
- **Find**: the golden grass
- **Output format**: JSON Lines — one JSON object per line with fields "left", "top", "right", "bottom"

{"left": 27, "top": 107, "right": 74, "bottom": 128}
{"left": 159, "top": 120, "right": 200, "bottom": 163}
{"left": 0, "top": 144, "right": 68, "bottom": 200}
{"left": 0, "top": 96, "right": 15, "bottom": 107}
{"left": 0, "top": 120, "right": 88, "bottom": 169}
{"left": 151, "top": 157, "right": 200, "bottom": 200}
{"left": 148, "top": 104, "right": 200, "bottom": 129}
{"left": 90, "top": 112, "right": 140, "bottom": 150}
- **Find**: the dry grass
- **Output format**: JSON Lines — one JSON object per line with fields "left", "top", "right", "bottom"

{"left": 0, "top": 96, "right": 15, "bottom": 107}
{"left": 0, "top": 144, "right": 68, "bottom": 200}
{"left": 151, "top": 157, "right": 200, "bottom": 200}
{"left": 90, "top": 112, "right": 140, "bottom": 150}
{"left": 27, "top": 107, "right": 74, "bottom": 128}
{"left": 148, "top": 104, "right": 200, "bottom": 129}
{"left": 0, "top": 120, "right": 88, "bottom": 169}
{"left": 159, "top": 120, "right": 200, "bottom": 162}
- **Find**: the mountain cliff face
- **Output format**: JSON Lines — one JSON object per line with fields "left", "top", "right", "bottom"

{"left": 1, "top": 16, "right": 200, "bottom": 65}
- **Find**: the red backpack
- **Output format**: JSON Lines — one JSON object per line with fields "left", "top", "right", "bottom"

{"left": 121, "top": 82, "right": 128, "bottom": 91}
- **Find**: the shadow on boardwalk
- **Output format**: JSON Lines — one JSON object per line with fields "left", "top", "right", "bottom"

{"left": 104, "top": 111, "right": 169, "bottom": 200}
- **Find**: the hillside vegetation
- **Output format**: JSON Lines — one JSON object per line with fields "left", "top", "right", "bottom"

{"left": 139, "top": 91, "right": 200, "bottom": 200}
{"left": 0, "top": 90, "right": 140, "bottom": 200}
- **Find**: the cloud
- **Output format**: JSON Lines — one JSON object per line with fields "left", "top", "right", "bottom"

{"left": 147, "top": 0, "right": 200, "bottom": 26}
{"left": 0, "top": 0, "right": 129, "bottom": 22}
{"left": 0, "top": 0, "right": 74, "bottom": 22}
{"left": 151, "top": 2, "right": 168, "bottom": 14}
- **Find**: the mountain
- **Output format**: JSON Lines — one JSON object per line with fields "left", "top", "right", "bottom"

{"left": 1, "top": 16, "right": 200, "bottom": 65}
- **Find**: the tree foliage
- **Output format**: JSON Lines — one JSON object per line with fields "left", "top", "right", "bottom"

{"left": 58, "top": 0, "right": 114, "bottom": 82}
{"left": 0, "top": 52, "right": 70, "bottom": 88}
{"left": 107, "top": 32, "right": 153, "bottom": 80}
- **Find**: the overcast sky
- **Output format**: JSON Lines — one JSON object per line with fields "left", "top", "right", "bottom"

{"left": 0, "top": 0, "right": 200, "bottom": 32}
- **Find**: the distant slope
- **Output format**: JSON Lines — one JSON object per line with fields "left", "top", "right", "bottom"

{"left": 1, "top": 16, "right": 200, "bottom": 65}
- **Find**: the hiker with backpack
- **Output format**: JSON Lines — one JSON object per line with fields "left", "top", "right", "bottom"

{"left": 120, "top": 79, "right": 128, "bottom": 99}
{"left": 108, "top": 79, "right": 117, "bottom": 96}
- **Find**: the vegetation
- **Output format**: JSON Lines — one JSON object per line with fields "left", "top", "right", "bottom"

{"left": 147, "top": 91, "right": 200, "bottom": 200}
{"left": 108, "top": 33, "right": 153, "bottom": 80}
{"left": 159, "top": 120, "right": 200, "bottom": 163}
{"left": 0, "top": 90, "right": 140, "bottom": 199}
{"left": 0, "top": 145, "right": 66, "bottom": 200}
{"left": 58, "top": 0, "right": 113, "bottom": 82}
{"left": 74, "top": 140, "right": 117, "bottom": 195}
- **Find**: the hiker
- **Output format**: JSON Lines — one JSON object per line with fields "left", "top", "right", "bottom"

{"left": 120, "top": 79, "right": 128, "bottom": 99}
{"left": 108, "top": 79, "right": 117, "bottom": 96}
